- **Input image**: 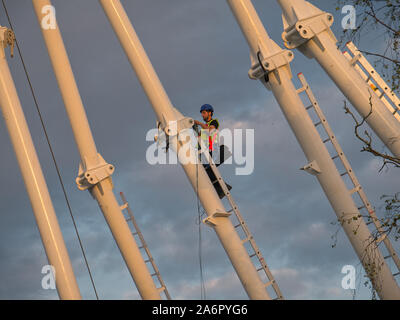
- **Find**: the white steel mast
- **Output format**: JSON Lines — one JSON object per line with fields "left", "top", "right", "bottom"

{"left": 0, "top": 26, "right": 81, "bottom": 300}
{"left": 99, "top": 0, "right": 274, "bottom": 300}
{"left": 32, "top": 0, "right": 161, "bottom": 300}
{"left": 277, "top": 0, "right": 400, "bottom": 158}
{"left": 226, "top": 0, "right": 400, "bottom": 299}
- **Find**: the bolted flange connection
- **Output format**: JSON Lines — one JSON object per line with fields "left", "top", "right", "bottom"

{"left": 248, "top": 49, "right": 294, "bottom": 81}
{"left": 282, "top": 12, "right": 334, "bottom": 50}
{"left": 76, "top": 153, "right": 115, "bottom": 191}
{"left": 154, "top": 116, "right": 194, "bottom": 144}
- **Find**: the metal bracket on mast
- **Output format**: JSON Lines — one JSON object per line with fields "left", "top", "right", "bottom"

{"left": 279, "top": 1, "right": 335, "bottom": 51}
{"left": 76, "top": 153, "right": 115, "bottom": 191}
{"left": 154, "top": 117, "right": 195, "bottom": 146}
{"left": 248, "top": 46, "right": 294, "bottom": 82}
{"left": 203, "top": 211, "right": 232, "bottom": 227}
{"left": 0, "top": 26, "right": 15, "bottom": 58}
{"left": 282, "top": 13, "right": 334, "bottom": 50}
{"left": 301, "top": 160, "right": 321, "bottom": 176}
{"left": 248, "top": 48, "right": 294, "bottom": 80}
{"left": 164, "top": 117, "right": 194, "bottom": 136}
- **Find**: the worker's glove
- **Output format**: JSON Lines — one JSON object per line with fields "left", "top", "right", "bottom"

{"left": 192, "top": 124, "right": 201, "bottom": 136}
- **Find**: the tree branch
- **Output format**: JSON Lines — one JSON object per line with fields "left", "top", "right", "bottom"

{"left": 343, "top": 98, "right": 400, "bottom": 171}
{"left": 365, "top": 8, "right": 399, "bottom": 35}
{"left": 359, "top": 50, "right": 400, "bottom": 65}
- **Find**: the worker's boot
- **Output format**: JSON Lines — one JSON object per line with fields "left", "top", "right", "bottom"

{"left": 204, "top": 165, "right": 232, "bottom": 199}
{"left": 213, "top": 180, "right": 232, "bottom": 199}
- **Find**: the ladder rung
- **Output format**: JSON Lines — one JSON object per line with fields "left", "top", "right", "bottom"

{"left": 151, "top": 272, "right": 158, "bottom": 277}
{"left": 314, "top": 121, "right": 322, "bottom": 127}
{"left": 145, "top": 258, "right": 153, "bottom": 263}
{"left": 393, "top": 272, "right": 400, "bottom": 277}
{"left": 323, "top": 138, "right": 331, "bottom": 143}
{"left": 120, "top": 203, "right": 128, "bottom": 211}
{"left": 376, "top": 233, "right": 387, "bottom": 244}
{"left": 340, "top": 171, "right": 349, "bottom": 177}
{"left": 257, "top": 267, "right": 264, "bottom": 272}
{"left": 349, "top": 185, "right": 361, "bottom": 195}
{"left": 384, "top": 255, "right": 392, "bottom": 260}
{"left": 349, "top": 53, "right": 361, "bottom": 66}
{"left": 296, "top": 87, "right": 306, "bottom": 94}
{"left": 249, "top": 253, "right": 257, "bottom": 258}
{"left": 358, "top": 205, "right": 366, "bottom": 210}
{"left": 241, "top": 237, "right": 250, "bottom": 244}
{"left": 234, "top": 223, "right": 242, "bottom": 228}
{"left": 264, "top": 279, "right": 275, "bottom": 288}
{"left": 331, "top": 154, "right": 340, "bottom": 160}
{"left": 306, "top": 104, "right": 313, "bottom": 110}
{"left": 227, "top": 208, "right": 234, "bottom": 213}
{"left": 366, "top": 220, "right": 374, "bottom": 226}
{"left": 126, "top": 217, "right": 132, "bottom": 222}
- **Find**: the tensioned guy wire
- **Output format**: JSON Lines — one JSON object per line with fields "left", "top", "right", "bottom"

{"left": 1, "top": 0, "right": 99, "bottom": 299}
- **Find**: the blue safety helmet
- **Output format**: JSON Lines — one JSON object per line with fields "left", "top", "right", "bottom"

{"left": 200, "top": 104, "right": 214, "bottom": 113}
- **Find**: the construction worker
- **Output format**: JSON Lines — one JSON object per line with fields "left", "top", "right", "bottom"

{"left": 195, "top": 104, "right": 219, "bottom": 129}
{"left": 194, "top": 104, "right": 219, "bottom": 155}
{"left": 194, "top": 104, "right": 232, "bottom": 199}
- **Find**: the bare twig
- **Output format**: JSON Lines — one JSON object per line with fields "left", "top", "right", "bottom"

{"left": 343, "top": 98, "right": 400, "bottom": 171}
{"left": 365, "top": 9, "right": 398, "bottom": 35}
{"left": 359, "top": 50, "right": 400, "bottom": 65}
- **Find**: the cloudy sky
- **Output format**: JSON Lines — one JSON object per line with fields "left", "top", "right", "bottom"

{"left": 0, "top": 0, "right": 399, "bottom": 300}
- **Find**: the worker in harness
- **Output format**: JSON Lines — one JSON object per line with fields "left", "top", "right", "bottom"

{"left": 194, "top": 104, "right": 232, "bottom": 199}
{"left": 194, "top": 104, "right": 219, "bottom": 156}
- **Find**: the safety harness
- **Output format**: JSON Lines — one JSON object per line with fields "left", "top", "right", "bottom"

{"left": 201, "top": 118, "right": 219, "bottom": 152}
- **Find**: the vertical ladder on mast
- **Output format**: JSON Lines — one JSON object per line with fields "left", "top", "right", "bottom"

{"left": 343, "top": 41, "right": 400, "bottom": 122}
{"left": 119, "top": 192, "right": 171, "bottom": 300}
{"left": 296, "top": 73, "right": 400, "bottom": 280}
{"left": 198, "top": 147, "right": 284, "bottom": 300}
